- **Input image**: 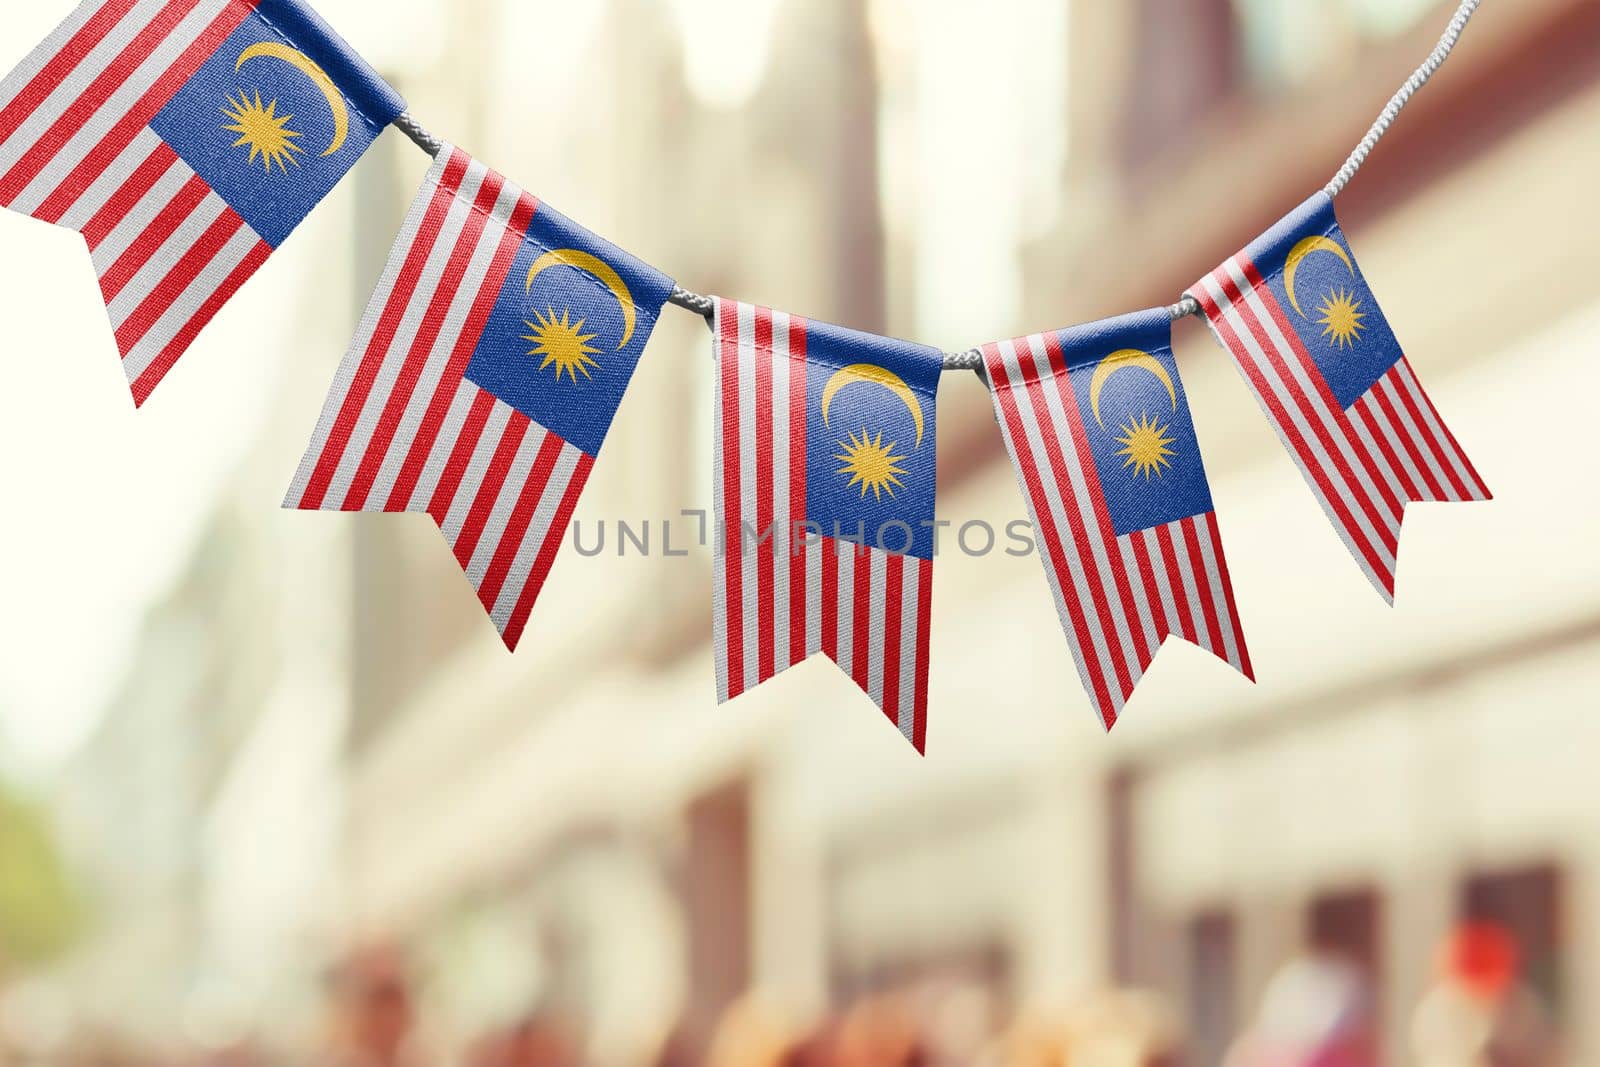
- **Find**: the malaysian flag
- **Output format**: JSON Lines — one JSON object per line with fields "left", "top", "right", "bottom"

{"left": 713, "top": 301, "right": 942, "bottom": 753}
{"left": 1191, "top": 192, "right": 1490, "bottom": 601}
{"left": 287, "top": 145, "right": 674, "bottom": 650}
{"left": 984, "top": 310, "right": 1252, "bottom": 731}
{"left": 0, "top": 0, "right": 404, "bottom": 404}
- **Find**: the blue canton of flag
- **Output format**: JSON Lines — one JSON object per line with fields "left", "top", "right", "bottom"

{"left": 0, "top": 0, "right": 404, "bottom": 403}
{"left": 984, "top": 309, "right": 1252, "bottom": 732}
{"left": 713, "top": 302, "right": 942, "bottom": 752}
{"left": 1191, "top": 193, "right": 1490, "bottom": 601}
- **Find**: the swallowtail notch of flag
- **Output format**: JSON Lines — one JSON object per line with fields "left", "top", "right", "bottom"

{"left": 713, "top": 301, "right": 943, "bottom": 754}
{"left": 1191, "top": 193, "right": 1490, "bottom": 601}
{"left": 0, "top": 0, "right": 404, "bottom": 405}
{"left": 286, "top": 145, "right": 674, "bottom": 650}
{"left": 984, "top": 310, "right": 1252, "bottom": 730}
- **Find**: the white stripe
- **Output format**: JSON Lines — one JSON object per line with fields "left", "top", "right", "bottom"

{"left": 0, "top": 0, "right": 168, "bottom": 176}
{"left": 120, "top": 218, "right": 257, "bottom": 383}
{"left": 102, "top": 187, "right": 226, "bottom": 326}
{"left": 1116, "top": 534, "right": 1161, "bottom": 659}
{"left": 1170, "top": 520, "right": 1212, "bottom": 653}
{"left": 440, "top": 401, "right": 512, "bottom": 546}
{"left": 1191, "top": 513, "right": 1244, "bottom": 672}
{"left": 0, "top": 0, "right": 113, "bottom": 117}
{"left": 87, "top": 149, "right": 190, "bottom": 277}
{"left": 897, "top": 561, "right": 921, "bottom": 744}
{"left": 490, "top": 443, "right": 582, "bottom": 633}
{"left": 1224, "top": 258, "right": 1402, "bottom": 552}
{"left": 406, "top": 380, "right": 477, "bottom": 513}
{"left": 368, "top": 175, "right": 521, "bottom": 509}
{"left": 1350, "top": 391, "right": 1427, "bottom": 506}
{"left": 735, "top": 302, "right": 761, "bottom": 691}
{"left": 1004, "top": 340, "right": 1120, "bottom": 694}
{"left": 323, "top": 161, "right": 488, "bottom": 510}
{"left": 1376, "top": 372, "right": 1454, "bottom": 501}
{"left": 1199, "top": 270, "right": 1395, "bottom": 591}
{"left": 712, "top": 302, "right": 731, "bottom": 702}
{"left": 1140, "top": 527, "right": 1185, "bottom": 644}
{"left": 770, "top": 311, "right": 792, "bottom": 673}
{"left": 994, "top": 339, "right": 1113, "bottom": 709}
{"left": 58, "top": 125, "right": 163, "bottom": 232}
{"left": 805, "top": 536, "right": 823, "bottom": 659}
{"left": 866, "top": 550, "right": 888, "bottom": 708}
{"left": 833, "top": 541, "right": 855, "bottom": 677}
{"left": 287, "top": 150, "right": 451, "bottom": 507}
{"left": 1394, "top": 359, "right": 1484, "bottom": 500}
{"left": 464, "top": 422, "right": 546, "bottom": 588}
{"left": 9, "top": 0, "right": 231, "bottom": 217}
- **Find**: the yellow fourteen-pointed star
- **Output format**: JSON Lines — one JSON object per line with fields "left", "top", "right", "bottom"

{"left": 1116, "top": 412, "right": 1177, "bottom": 481}
{"left": 836, "top": 428, "right": 907, "bottom": 501}
{"left": 221, "top": 90, "right": 303, "bottom": 172}
{"left": 1317, "top": 286, "right": 1367, "bottom": 349}
{"left": 525, "top": 307, "right": 602, "bottom": 383}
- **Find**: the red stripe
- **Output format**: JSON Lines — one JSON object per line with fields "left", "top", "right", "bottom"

{"left": 881, "top": 554, "right": 904, "bottom": 730}
{"left": 985, "top": 344, "right": 1117, "bottom": 727}
{"left": 0, "top": 0, "right": 205, "bottom": 203}
{"left": 1127, "top": 531, "right": 1170, "bottom": 641}
{"left": 346, "top": 168, "right": 508, "bottom": 510}
{"left": 1181, "top": 517, "right": 1227, "bottom": 657}
{"left": 113, "top": 205, "right": 241, "bottom": 354}
{"left": 1351, "top": 394, "right": 1423, "bottom": 502}
{"left": 502, "top": 453, "right": 594, "bottom": 652}
{"left": 1385, "top": 364, "right": 1471, "bottom": 502}
{"left": 821, "top": 536, "right": 839, "bottom": 660}
{"left": 1368, "top": 375, "right": 1446, "bottom": 501}
{"left": 1399, "top": 359, "right": 1491, "bottom": 500}
{"left": 1205, "top": 513, "right": 1254, "bottom": 682}
{"left": 1042, "top": 330, "right": 1153, "bottom": 672}
{"left": 719, "top": 301, "right": 747, "bottom": 699}
{"left": 1236, "top": 261, "right": 1401, "bottom": 547}
{"left": 0, "top": 0, "right": 142, "bottom": 147}
{"left": 1199, "top": 271, "right": 1395, "bottom": 591}
{"left": 476, "top": 430, "right": 565, "bottom": 614}
{"left": 389, "top": 189, "right": 538, "bottom": 512}
{"left": 912, "top": 559, "right": 932, "bottom": 755}
{"left": 1152, "top": 523, "right": 1197, "bottom": 645}
{"left": 297, "top": 151, "right": 470, "bottom": 511}
{"left": 451, "top": 410, "right": 530, "bottom": 569}
{"left": 426, "top": 388, "right": 495, "bottom": 521}
{"left": 79, "top": 139, "right": 176, "bottom": 250}
{"left": 35, "top": 2, "right": 249, "bottom": 225}
{"left": 127, "top": 235, "right": 268, "bottom": 406}
{"left": 96, "top": 171, "right": 207, "bottom": 302}
{"left": 754, "top": 307, "right": 776, "bottom": 685}
{"left": 788, "top": 317, "right": 808, "bottom": 667}
{"left": 851, "top": 544, "right": 871, "bottom": 692}
{"left": 1013, "top": 337, "right": 1134, "bottom": 702}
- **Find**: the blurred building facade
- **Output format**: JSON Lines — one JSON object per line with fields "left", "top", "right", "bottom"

{"left": 15, "top": 0, "right": 1600, "bottom": 1063}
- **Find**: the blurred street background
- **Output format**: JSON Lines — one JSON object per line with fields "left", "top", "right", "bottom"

{"left": 0, "top": 0, "right": 1598, "bottom": 1064}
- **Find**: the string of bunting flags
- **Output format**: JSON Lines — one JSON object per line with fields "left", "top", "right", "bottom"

{"left": 0, "top": 0, "right": 1491, "bottom": 751}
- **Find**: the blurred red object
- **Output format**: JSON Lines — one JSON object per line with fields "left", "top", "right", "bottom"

{"left": 1440, "top": 922, "right": 1521, "bottom": 1002}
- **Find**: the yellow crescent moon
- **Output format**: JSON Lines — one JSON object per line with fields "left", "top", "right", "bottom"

{"left": 526, "top": 249, "right": 637, "bottom": 350}
{"left": 821, "top": 364, "right": 926, "bottom": 448}
{"left": 236, "top": 42, "right": 350, "bottom": 157}
{"left": 1284, "top": 235, "right": 1355, "bottom": 317}
{"left": 1088, "top": 350, "right": 1177, "bottom": 429}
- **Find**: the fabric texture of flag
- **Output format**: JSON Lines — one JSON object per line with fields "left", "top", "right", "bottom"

{"left": 0, "top": 0, "right": 404, "bottom": 404}
{"left": 1190, "top": 192, "right": 1490, "bottom": 601}
{"left": 713, "top": 301, "right": 941, "bottom": 753}
{"left": 984, "top": 310, "right": 1252, "bottom": 731}
{"left": 286, "top": 145, "right": 674, "bottom": 650}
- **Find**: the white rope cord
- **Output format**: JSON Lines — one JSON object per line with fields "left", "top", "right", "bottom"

{"left": 390, "top": 0, "right": 1485, "bottom": 365}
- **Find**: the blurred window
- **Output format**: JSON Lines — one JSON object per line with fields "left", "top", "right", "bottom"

{"left": 1232, "top": 0, "right": 1444, "bottom": 89}
{"left": 1308, "top": 887, "right": 1383, "bottom": 982}
{"left": 1121, "top": 0, "right": 1243, "bottom": 170}
{"left": 1187, "top": 910, "right": 1237, "bottom": 1067}
{"left": 1462, "top": 865, "right": 1565, "bottom": 1016}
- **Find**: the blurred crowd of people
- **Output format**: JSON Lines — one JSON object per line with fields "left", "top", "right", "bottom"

{"left": 0, "top": 924, "right": 1561, "bottom": 1067}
